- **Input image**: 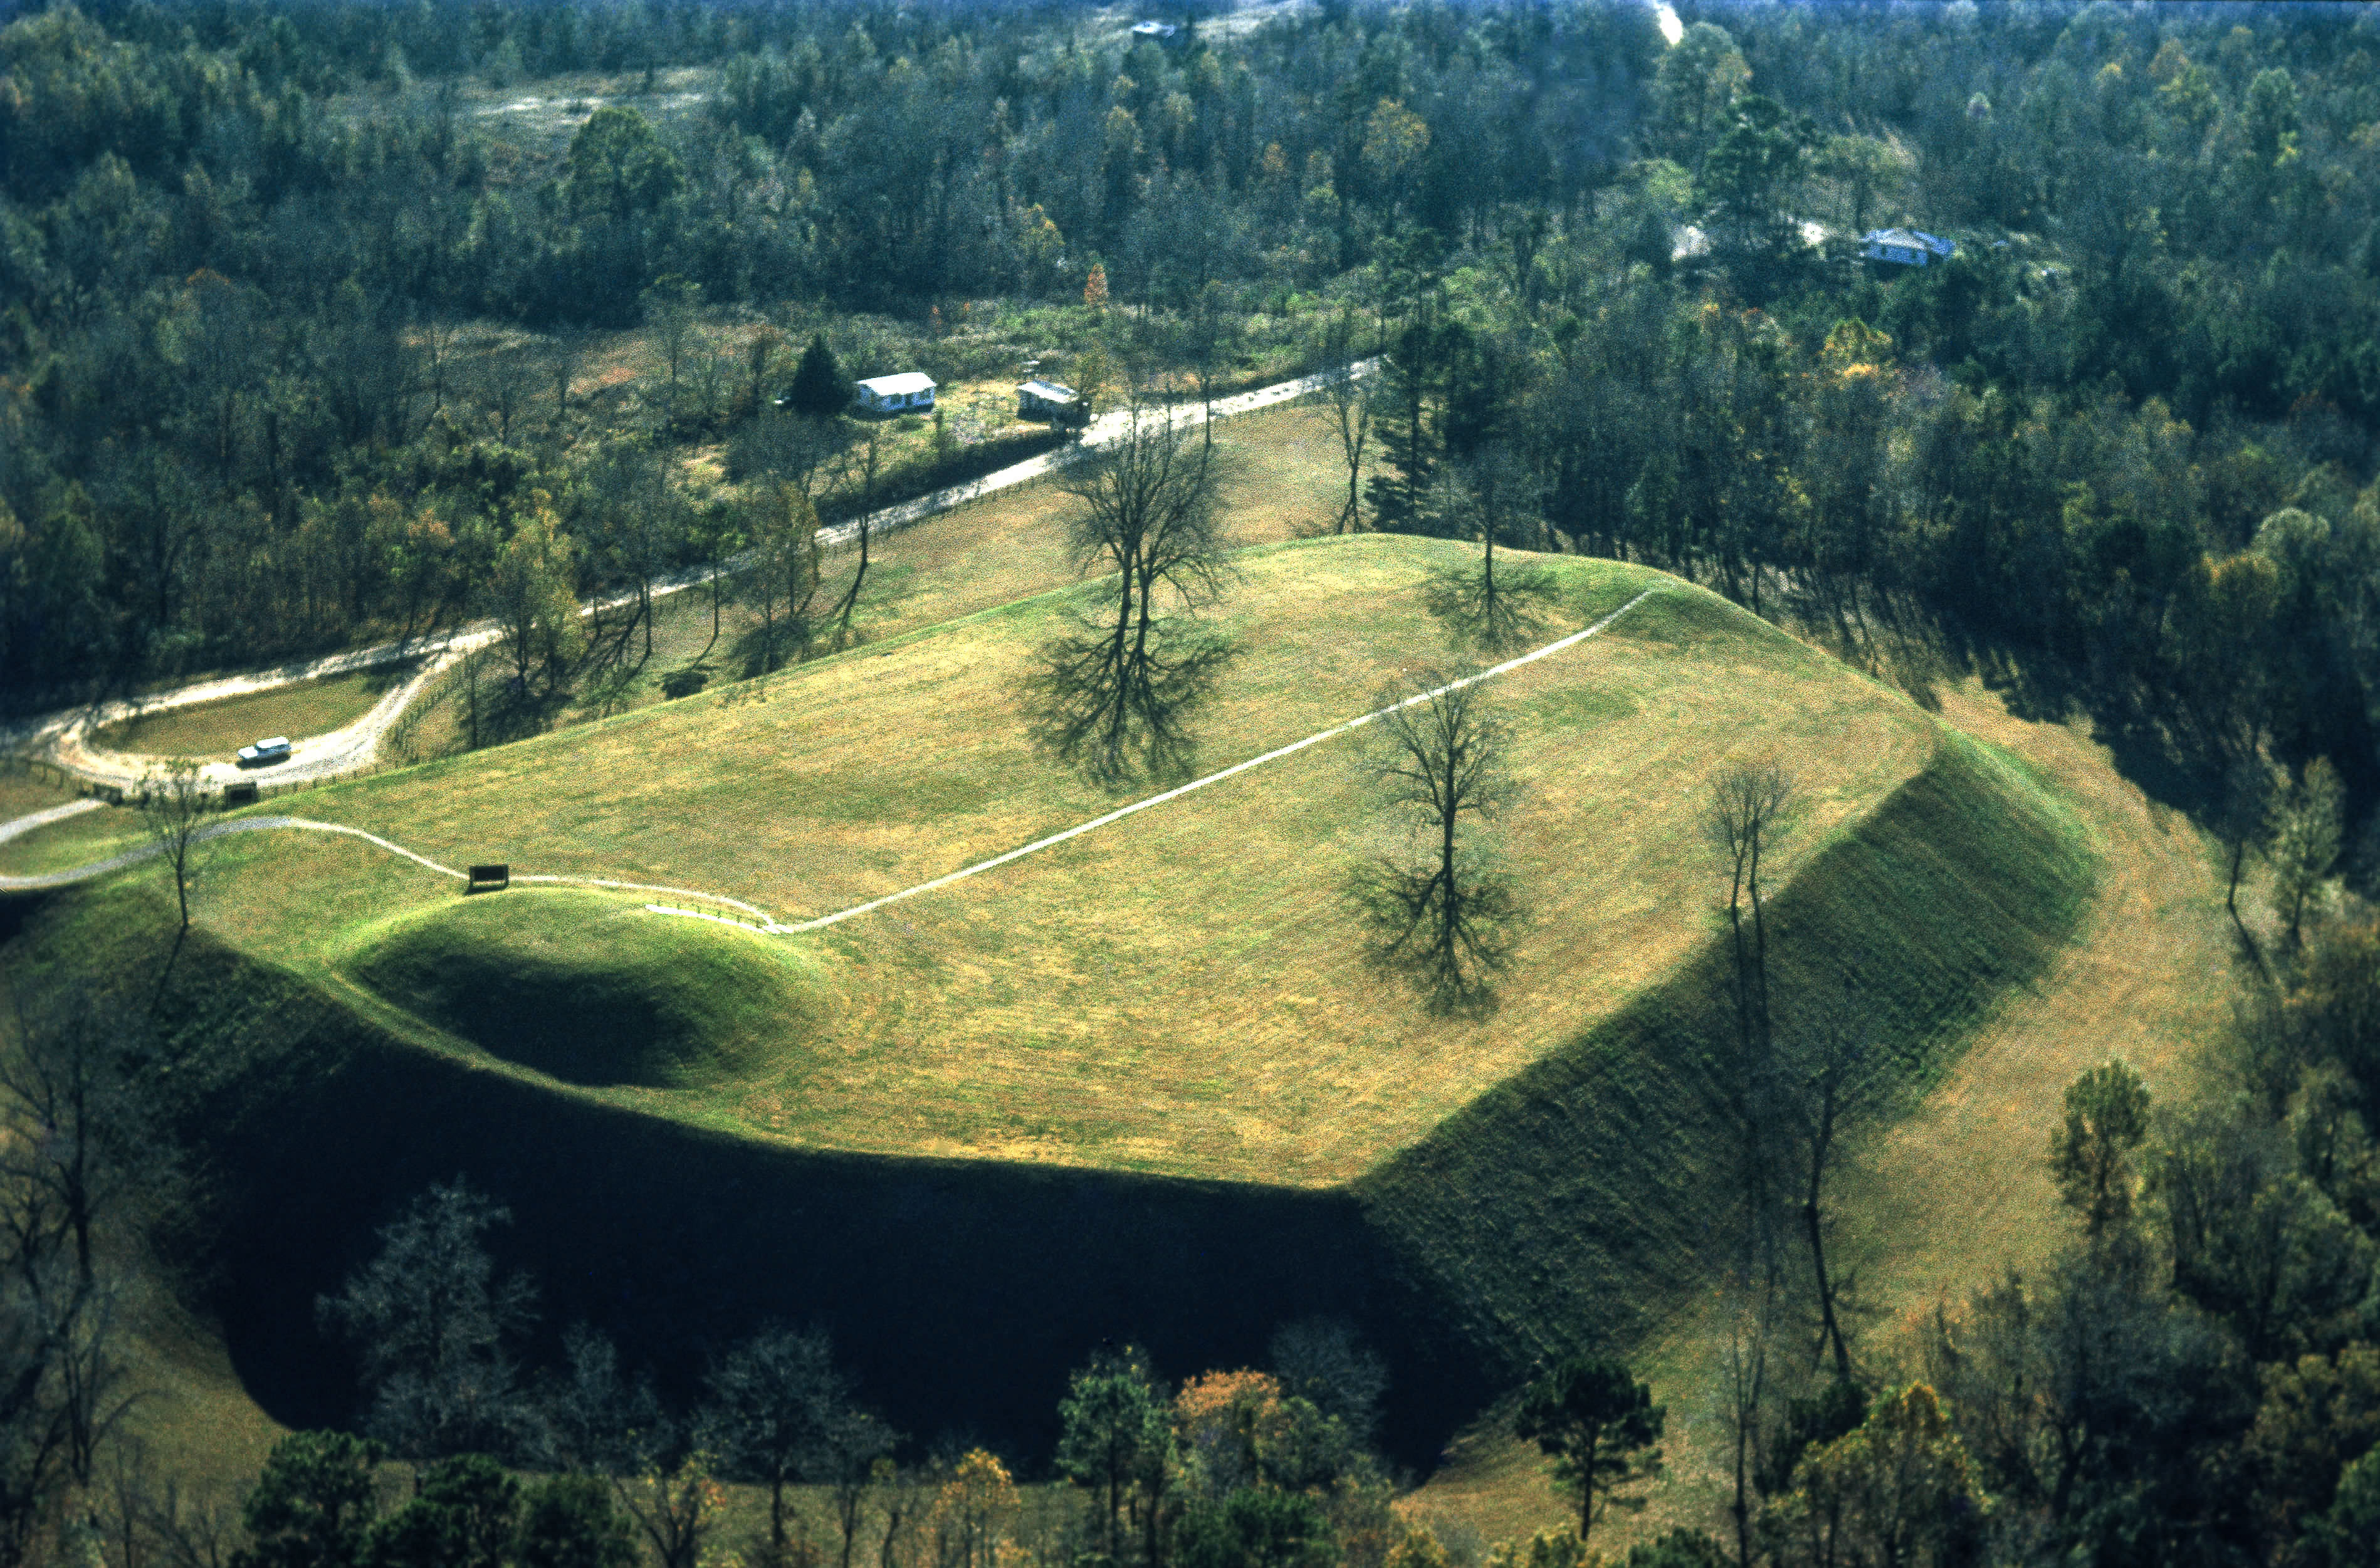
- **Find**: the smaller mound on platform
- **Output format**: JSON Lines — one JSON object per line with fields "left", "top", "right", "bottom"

{"left": 348, "top": 889, "right": 827, "bottom": 1087}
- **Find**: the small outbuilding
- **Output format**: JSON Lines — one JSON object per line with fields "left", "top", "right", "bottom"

{"left": 1017, "top": 377, "right": 1085, "bottom": 426}
{"left": 1130, "top": 20, "right": 1182, "bottom": 42}
{"left": 854, "top": 372, "right": 937, "bottom": 414}
{"left": 1860, "top": 228, "right": 1955, "bottom": 267}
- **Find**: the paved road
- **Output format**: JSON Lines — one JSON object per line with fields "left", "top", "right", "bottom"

{"left": 4, "top": 362, "right": 1371, "bottom": 797}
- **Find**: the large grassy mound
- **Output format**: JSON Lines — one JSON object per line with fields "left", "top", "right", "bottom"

{"left": 345, "top": 890, "right": 829, "bottom": 1087}
{"left": 163, "top": 538, "right": 1941, "bottom": 1184}
{"left": 0, "top": 534, "right": 2099, "bottom": 1467}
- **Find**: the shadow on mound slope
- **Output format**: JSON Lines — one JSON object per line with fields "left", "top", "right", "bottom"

{"left": 1355, "top": 729, "right": 2099, "bottom": 1380}
{"left": 24, "top": 896, "right": 1483, "bottom": 1466}
{"left": 2, "top": 724, "right": 2094, "bottom": 1469}
{"left": 344, "top": 889, "right": 824, "bottom": 1088}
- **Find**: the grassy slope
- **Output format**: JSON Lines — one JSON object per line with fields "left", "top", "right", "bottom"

{"left": 0, "top": 774, "right": 78, "bottom": 820}
{"left": 165, "top": 545, "right": 1934, "bottom": 1186}
{"left": 1403, "top": 674, "right": 2231, "bottom": 1552}
{"left": 1355, "top": 728, "right": 2097, "bottom": 1382}
{"left": 347, "top": 889, "right": 832, "bottom": 1087}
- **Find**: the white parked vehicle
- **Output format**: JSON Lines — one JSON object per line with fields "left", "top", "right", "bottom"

{"left": 237, "top": 736, "right": 293, "bottom": 767}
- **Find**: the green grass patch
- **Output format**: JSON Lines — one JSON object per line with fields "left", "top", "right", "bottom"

{"left": 343, "top": 889, "right": 831, "bottom": 1087}
{"left": 92, "top": 666, "right": 412, "bottom": 758}
{"left": 0, "top": 805, "right": 146, "bottom": 876}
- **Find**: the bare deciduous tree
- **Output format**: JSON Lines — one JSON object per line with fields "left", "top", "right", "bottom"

{"left": 1422, "top": 445, "right": 1559, "bottom": 654}
{"left": 701, "top": 1325, "right": 870, "bottom": 1560}
{"left": 742, "top": 483, "right": 824, "bottom": 675}
{"left": 1790, "top": 1003, "right": 1867, "bottom": 1384}
{"left": 1718, "top": 1263, "right": 1779, "bottom": 1568}
{"left": 137, "top": 761, "right": 209, "bottom": 931}
{"left": 1349, "top": 673, "right": 1520, "bottom": 1015}
{"left": 1027, "top": 394, "right": 1235, "bottom": 788}
{"left": 829, "top": 422, "right": 885, "bottom": 647}
{"left": 0, "top": 975, "right": 162, "bottom": 1539}
{"left": 317, "top": 1179, "right": 540, "bottom": 1465}
{"left": 545, "top": 331, "right": 585, "bottom": 432}
{"left": 1703, "top": 758, "right": 1795, "bottom": 1240}
{"left": 476, "top": 343, "right": 543, "bottom": 446}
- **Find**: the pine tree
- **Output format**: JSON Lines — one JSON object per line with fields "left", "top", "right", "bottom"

{"left": 785, "top": 333, "right": 849, "bottom": 419}
{"left": 1364, "top": 315, "right": 1439, "bottom": 534}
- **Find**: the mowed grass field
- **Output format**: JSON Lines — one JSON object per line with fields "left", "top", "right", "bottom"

{"left": 90, "top": 664, "right": 414, "bottom": 758}
{"left": 159, "top": 536, "right": 1936, "bottom": 1186}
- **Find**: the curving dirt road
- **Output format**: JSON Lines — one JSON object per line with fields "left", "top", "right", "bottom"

{"left": 3, "top": 363, "right": 1371, "bottom": 798}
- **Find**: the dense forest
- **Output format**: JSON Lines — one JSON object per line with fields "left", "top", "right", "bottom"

{"left": 5, "top": 0, "right": 2380, "bottom": 1565}
{"left": 2, "top": 0, "right": 2377, "bottom": 797}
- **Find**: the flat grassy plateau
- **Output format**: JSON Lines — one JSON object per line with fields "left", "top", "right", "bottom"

{"left": 90, "top": 664, "right": 413, "bottom": 759}
{"left": 186, "top": 540, "right": 1941, "bottom": 1185}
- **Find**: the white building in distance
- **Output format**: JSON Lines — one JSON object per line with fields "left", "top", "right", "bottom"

{"left": 854, "top": 372, "right": 937, "bottom": 414}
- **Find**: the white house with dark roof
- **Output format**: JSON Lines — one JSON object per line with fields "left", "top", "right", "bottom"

{"left": 1860, "top": 229, "right": 1956, "bottom": 266}
{"left": 854, "top": 372, "right": 936, "bottom": 414}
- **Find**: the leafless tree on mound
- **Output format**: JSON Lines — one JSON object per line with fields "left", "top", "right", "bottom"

{"left": 1701, "top": 757, "right": 1798, "bottom": 1282}
{"left": 1027, "top": 391, "right": 1237, "bottom": 789}
{"left": 1348, "top": 674, "right": 1521, "bottom": 1015}
{"left": 1421, "top": 446, "right": 1561, "bottom": 654}
{"left": 138, "top": 760, "right": 209, "bottom": 933}
{"left": 1321, "top": 310, "right": 1371, "bottom": 535}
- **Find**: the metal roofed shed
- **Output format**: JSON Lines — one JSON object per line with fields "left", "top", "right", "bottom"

{"left": 854, "top": 372, "right": 937, "bottom": 414}
{"left": 1017, "top": 377, "right": 1088, "bottom": 427}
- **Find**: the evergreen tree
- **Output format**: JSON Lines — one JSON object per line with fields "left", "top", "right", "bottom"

{"left": 1514, "top": 1359, "right": 1665, "bottom": 1545}
{"left": 1365, "top": 315, "right": 1440, "bottom": 535}
{"left": 785, "top": 333, "right": 849, "bottom": 419}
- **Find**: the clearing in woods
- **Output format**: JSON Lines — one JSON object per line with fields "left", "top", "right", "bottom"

{"left": 89, "top": 665, "right": 416, "bottom": 760}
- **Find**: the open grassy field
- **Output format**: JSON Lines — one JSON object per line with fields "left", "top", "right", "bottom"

{"left": 362, "top": 399, "right": 1352, "bottom": 765}
{"left": 90, "top": 664, "right": 415, "bottom": 759}
{"left": 0, "top": 772, "right": 78, "bottom": 822}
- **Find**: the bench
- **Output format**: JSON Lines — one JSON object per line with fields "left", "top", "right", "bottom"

{"left": 466, "top": 864, "right": 510, "bottom": 892}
